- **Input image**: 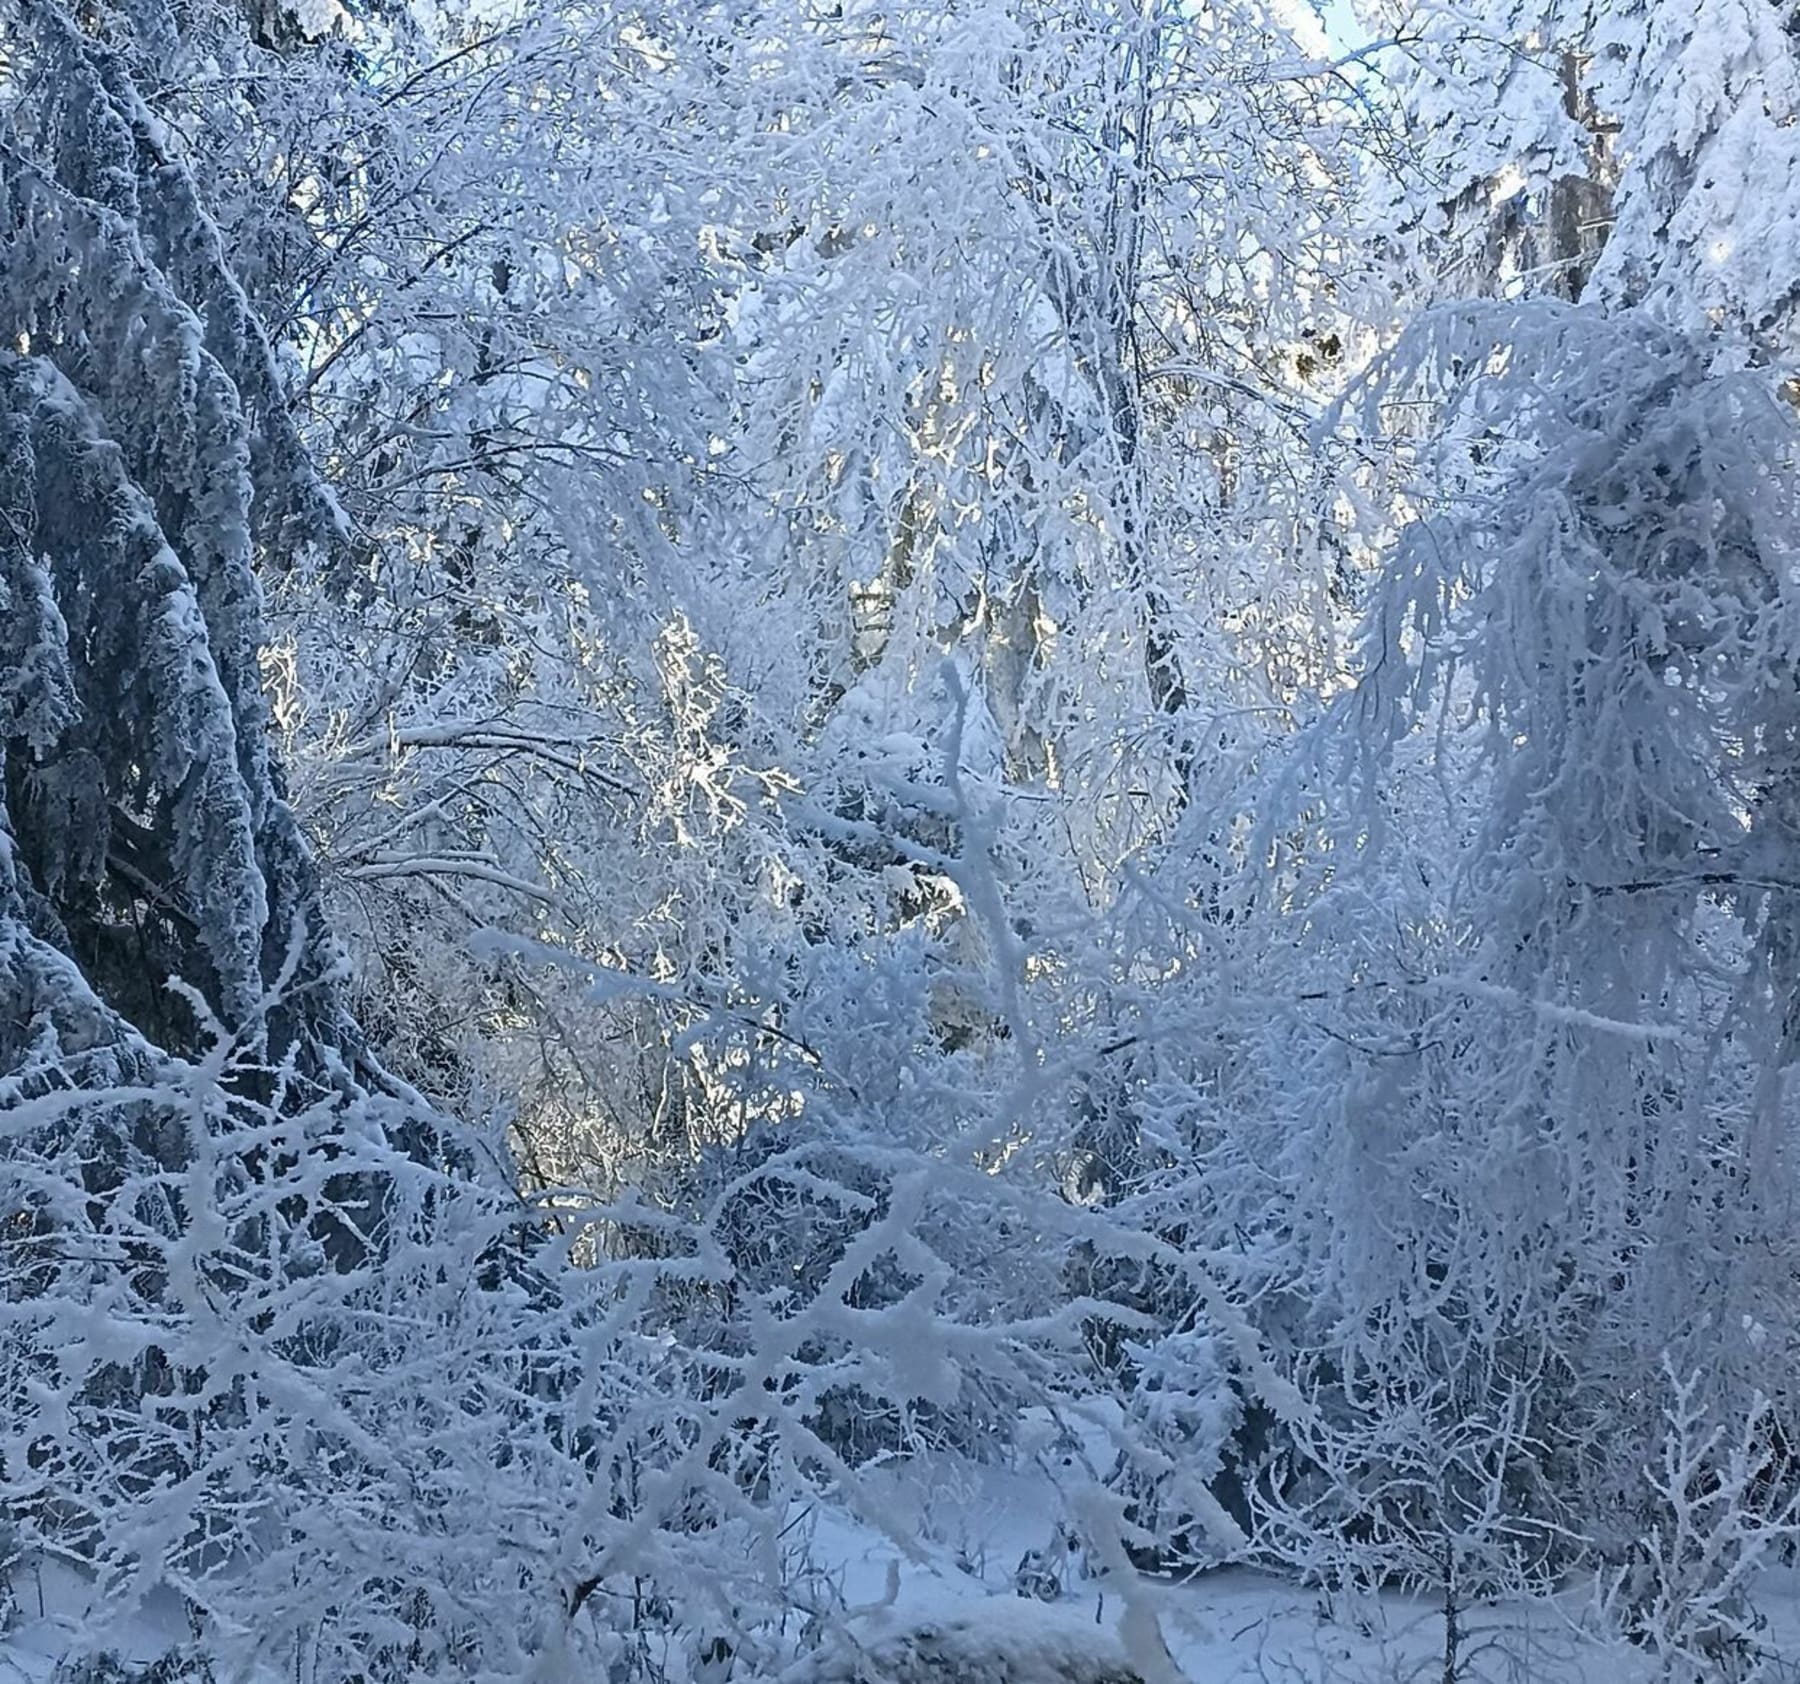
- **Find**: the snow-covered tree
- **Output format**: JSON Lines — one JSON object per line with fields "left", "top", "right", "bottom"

{"left": 0, "top": 0, "right": 383, "bottom": 1081}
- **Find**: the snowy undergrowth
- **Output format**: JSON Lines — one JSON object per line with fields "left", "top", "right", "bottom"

{"left": 798, "top": 1457, "right": 1800, "bottom": 1684}
{"left": 4, "top": 1445, "right": 1798, "bottom": 1684}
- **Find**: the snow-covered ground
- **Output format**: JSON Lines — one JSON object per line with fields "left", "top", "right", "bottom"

{"left": 798, "top": 1455, "right": 1800, "bottom": 1684}
{"left": 6, "top": 1459, "right": 1798, "bottom": 1684}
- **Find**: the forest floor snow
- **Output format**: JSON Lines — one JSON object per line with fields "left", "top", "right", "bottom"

{"left": 800, "top": 1454, "right": 1800, "bottom": 1684}
{"left": 4, "top": 1459, "right": 1799, "bottom": 1684}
